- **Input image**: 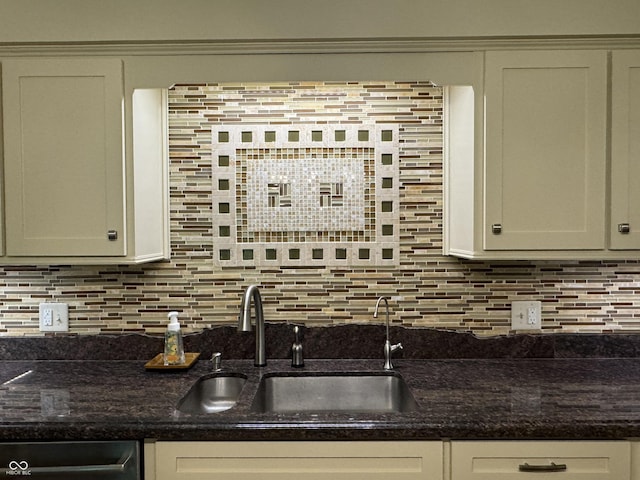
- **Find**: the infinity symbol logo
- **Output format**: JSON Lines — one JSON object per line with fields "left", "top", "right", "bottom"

{"left": 8, "top": 461, "right": 29, "bottom": 471}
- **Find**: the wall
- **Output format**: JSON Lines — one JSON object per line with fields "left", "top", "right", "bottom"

{"left": 1, "top": 0, "right": 639, "bottom": 43}
{"left": 0, "top": 81, "right": 638, "bottom": 337}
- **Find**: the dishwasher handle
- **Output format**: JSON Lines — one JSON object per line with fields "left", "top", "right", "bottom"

{"left": 26, "top": 451, "right": 132, "bottom": 475}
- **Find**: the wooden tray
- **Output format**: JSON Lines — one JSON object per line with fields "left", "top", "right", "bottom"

{"left": 145, "top": 352, "right": 200, "bottom": 371}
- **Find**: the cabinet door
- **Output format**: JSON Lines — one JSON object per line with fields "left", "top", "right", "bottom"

{"left": 484, "top": 51, "right": 607, "bottom": 251}
{"left": 154, "top": 441, "right": 443, "bottom": 480}
{"left": 451, "top": 441, "right": 630, "bottom": 480}
{"left": 2, "top": 58, "right": 125, "bottom": 256}
{"left": 611, "top": 50, "right": 640, "bottom": 250}
{"left": 0, "top": 65, "right": 4, "bottom": 257}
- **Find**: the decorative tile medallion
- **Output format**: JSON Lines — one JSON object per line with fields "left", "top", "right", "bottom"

{"left": 212, "top": 125, "right": 399, "bottom": 266}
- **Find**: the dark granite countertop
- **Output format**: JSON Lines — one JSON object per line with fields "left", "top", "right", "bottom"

{"left": 2, "top": 357, "right": 640, "bottom": 442}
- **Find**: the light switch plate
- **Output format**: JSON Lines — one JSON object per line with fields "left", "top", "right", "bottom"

{"left": 39, "top": 303, "right": 69, "bottom": 332}
{"left": 511, "top": 301, "right": 542, "bottom": 331}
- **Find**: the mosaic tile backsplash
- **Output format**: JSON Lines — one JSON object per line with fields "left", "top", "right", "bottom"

{"left": 211, "top": 124, "right": 399, "bottom": 266}
{"left": 0, "top": 81, "right": 639, "bottom": 337}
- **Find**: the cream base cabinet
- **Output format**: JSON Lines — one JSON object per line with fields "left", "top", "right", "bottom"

{"left": 611, "top": 50, "right": 640, "bottom": 250}
{"left": 451, "top": 441, "right": 630, "bottom": 480}
{"left": 0, "top": 58, "right": 168, "bottom": 264}
{"left": 149, "top": 441, "right": 443, "bottom": 480}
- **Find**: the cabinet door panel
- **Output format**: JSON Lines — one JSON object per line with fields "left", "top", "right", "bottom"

{"left": 2, "top": 58, "right": 125, "bottom": 256}
{"left": 0, "top": 65, "right": 4, "bottom": 257}
{"left": 611, "top": 50, "right": 640, "bottom": 249}
{"left": 451, "top": 441, "right": 630, "bottom": 480}
{"left": 484, "top": 51, "right": 607, "bottom": 251}
{"left": 155, "top": 441, "right": 443, "bottom": 480}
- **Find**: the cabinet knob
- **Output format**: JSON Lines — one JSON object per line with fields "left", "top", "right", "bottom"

{"left": 107, "top": 230, "right": 118, "bottom": 241}
{"left": 491, "top": 224, "right": 502, "bottom": 234}
{"left": 618, "top": 223, "right": 631, "bottom": 234}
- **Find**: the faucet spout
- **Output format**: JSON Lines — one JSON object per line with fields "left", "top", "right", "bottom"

{"left": 238, "top": 285, "right": 266, "bottom": 366}
{"left": 374, "top": 296, "right": 402, "bottom": 370}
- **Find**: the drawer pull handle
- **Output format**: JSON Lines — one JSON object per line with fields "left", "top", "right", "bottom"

{"left": 519, "top": 462, "right": 567, "bottom": 472}
{"left": 492, "top": 223, "right": 502, "bottom": 234}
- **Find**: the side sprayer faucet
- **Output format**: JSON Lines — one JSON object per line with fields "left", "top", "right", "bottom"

{"left": 237, "top": 285, "right": 266, "bottom": 367}
{"left": 374, "top": 296, "right": 403, "bottom": 370}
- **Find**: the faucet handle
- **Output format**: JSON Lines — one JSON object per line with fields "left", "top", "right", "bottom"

{"left": 211, "top": 352, "right": 222, "bottom": 372}
{"left": 383, "top": 340, "right": 403, "bottom": 370}
{"left": 291, "top": 326, "right": 304, "bottom": 368}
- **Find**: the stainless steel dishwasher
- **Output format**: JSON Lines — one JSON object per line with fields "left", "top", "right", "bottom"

{"left": 0, "top": 440, "right": 139, "bottom": 479}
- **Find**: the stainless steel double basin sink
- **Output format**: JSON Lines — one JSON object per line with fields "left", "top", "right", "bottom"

{"left": 176, "top": 371, "right": 418, "bottom": 415}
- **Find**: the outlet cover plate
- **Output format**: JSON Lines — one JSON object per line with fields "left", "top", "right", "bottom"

{"left": 511, "top": 301, "right": 542, "bottom": 331}
{"left": 39, "top": 303, "right": 69, "bottom": 332}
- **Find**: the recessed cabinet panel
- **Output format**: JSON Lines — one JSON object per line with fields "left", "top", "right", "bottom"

{"left": 0, "top": 63, "right": 4, "bottom": 257}
{"left": 484, "top": 51, "right": 607, "bottom": 251}
{"left": 611, "top": 50, "right": 640, "bottom": 250}
{"left": 154, "top": 441, "right": 443, "bottom": 480}
{"left": 2, "top": 58, "right": 125, "bottom": 256}
{"left": 451, "top": 441, "right": 630, "bottom": 480}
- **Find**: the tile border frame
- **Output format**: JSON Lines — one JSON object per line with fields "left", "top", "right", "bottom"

{"left": 212, "top": 124, "right": 399, "bottom": 267}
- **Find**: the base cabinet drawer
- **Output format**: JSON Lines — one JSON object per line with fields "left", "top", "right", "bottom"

{"left": 153, "top": 441, "right": 442, "bottom": 480}
{"left": 451, "top": 441, "right": 630, "bottom": 480}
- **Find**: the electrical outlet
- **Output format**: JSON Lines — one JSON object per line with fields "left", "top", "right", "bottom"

{"left": 511, "top": 301, "right": 542, "bottom": 331}
{"left": 39, "top": 303, "right": 69, "bottom": 332}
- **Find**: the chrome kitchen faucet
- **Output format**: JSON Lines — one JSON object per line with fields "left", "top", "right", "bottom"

{"left": 237, "top": 285, "right": 266, "bottom": 366}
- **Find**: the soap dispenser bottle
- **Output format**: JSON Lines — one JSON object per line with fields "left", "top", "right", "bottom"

{"left": 164, "top": 311, "right": 186, "bottom": 366}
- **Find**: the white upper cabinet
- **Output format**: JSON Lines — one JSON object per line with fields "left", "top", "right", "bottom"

{"left": 0, "top": 68, "right": 4, "bottom": 258}
{"left": 445, "top": 49, "right": 640, "bottom": 260}
{"left": 3, "top": 58, "right": 125, "bottom": 257}
{"left": 610, "top": 50, "right": 640, "bottom": 250}
{"left": 484, "top": 50, "right": 608, "bottom": 252}
{"left": 1, "top": 58, "right": 168, "bottom": 264}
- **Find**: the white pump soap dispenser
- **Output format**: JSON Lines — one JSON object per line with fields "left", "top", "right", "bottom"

{"left": 163, "top": 311, "right": 186, "bottom": 366}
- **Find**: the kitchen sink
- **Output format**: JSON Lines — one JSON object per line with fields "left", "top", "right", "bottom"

{"left": 176, "top": 373, "right": 247, "bottom": 414}
{"left": 251, "top": 372, "right": 418, "bottom": 413}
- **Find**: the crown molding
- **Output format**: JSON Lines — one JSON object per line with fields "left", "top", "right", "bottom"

{"left": 1, "top": 36, "right": 640, "bottom": 57}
